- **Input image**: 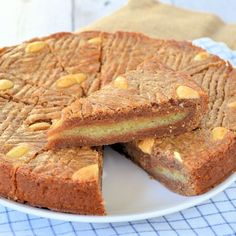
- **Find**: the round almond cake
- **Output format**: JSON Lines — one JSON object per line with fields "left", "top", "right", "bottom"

{"left": 0, "top": 31, "right": 235, "bottom": 215}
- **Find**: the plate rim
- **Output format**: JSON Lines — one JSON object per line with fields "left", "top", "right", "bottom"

{"left": 0, "top": 173, "right": 235, "bottom": 223}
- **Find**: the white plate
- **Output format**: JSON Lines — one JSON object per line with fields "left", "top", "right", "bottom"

{"left": 0, "top": 147, "right": 235, "bottom": 223}
{"left": 1, "top": 38, "right": 236, "bottom": 223}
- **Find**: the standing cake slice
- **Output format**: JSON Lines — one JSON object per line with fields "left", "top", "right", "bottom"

{"left": 47, "top": 59, "right": 208, "bottom": 148}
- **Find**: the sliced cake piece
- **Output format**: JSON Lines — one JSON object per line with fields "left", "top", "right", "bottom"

{"left": 1, "top": 141, "right": 104, "bottom": 215}
{"left": 116, "top": 127, "right": 236, "bottom": 196}
{"left": 116, "top": 45, "right": 236, "bottom": 196}
{"left": 47, "top": 59, "right": 208, "bottom": 148}
{"left": 15, "top": 147, "right": 104, "bottom": 215}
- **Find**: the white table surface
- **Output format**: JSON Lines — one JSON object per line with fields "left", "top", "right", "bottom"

{"left": 0, "top": 0, "right": 235, "bottom": 47}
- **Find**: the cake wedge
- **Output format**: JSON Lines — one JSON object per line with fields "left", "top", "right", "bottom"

{"left": 115, "top": 44, "right": 236, "bottom": 196}
{"left": 47, "top": 59, "right": 208, "bottom": 148}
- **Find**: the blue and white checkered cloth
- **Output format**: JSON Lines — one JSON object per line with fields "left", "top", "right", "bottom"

{"left": 0, "top": 38, "right": 235, "bottom": 236}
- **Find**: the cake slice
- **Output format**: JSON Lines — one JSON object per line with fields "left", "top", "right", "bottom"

{"left": 115, "top": 43, "right": 236, "bottom": 195}
{"left": 1, "top": 145, "right": 105, "bottom": 215}
{"left": 15, "top": 146, "right": 104, "bottom": 215}
{"left": 47, "top": 59, "right": 208, "bottom": 148}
